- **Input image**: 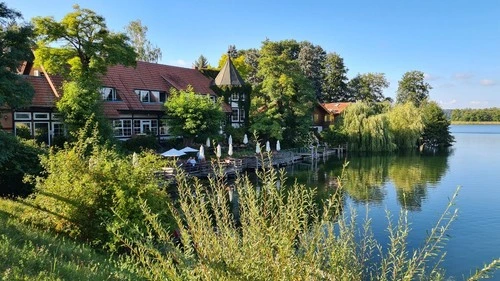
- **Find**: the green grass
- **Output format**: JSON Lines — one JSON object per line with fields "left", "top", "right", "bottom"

{"left": 0, "top": 198, "right": 142, "bottom": 281}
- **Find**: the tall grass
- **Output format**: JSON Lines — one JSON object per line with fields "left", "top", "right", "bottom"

{"left": 112, "top": 155, "right": 498, "bottom": 280}
{"left": 0, "top": 198, "right": 142, "bottom": 281}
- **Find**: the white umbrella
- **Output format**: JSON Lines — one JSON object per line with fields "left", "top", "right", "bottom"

{"left": 180, "top": 146, "right": 198, "bottom": 153}
{"left": 228, "top": 143, "right": 233, "bottom": 156}
{"left": 206, "top": 137, "right": 211, "bottom": 147}
{"left": 276, "top": 140, "right": 281, "bottom": 152}
{"left": 228, "top": 135, "right": 233, "bottom": 145}
{"left": 161, "top": 148, "right": 186, "bottom": 157}
{"left": 132, "top": 152, "right": 138, "bottom": 167}
{"left": 255, "top": 142, "right": 261, "bottom": 154}
{"left": 266, "top": 141, "right": 271, "bottom": 152}
{"left": 243, "top": 134, "right": 248, "bottom": 144}
{"left": 198, "top": 145, "right": 205, "bottom": 160}
{"left": 216, "top": 144, "right": 222, "bottom": 158}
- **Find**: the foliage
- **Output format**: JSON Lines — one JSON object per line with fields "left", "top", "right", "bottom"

{"left": 165, "top": 86, "right": 225, "bottom": 144}
{"left": 320, "top": 125, "right": 347, "bottom": 147}
{"left": 348, "top": 73, "right": 390, "bottom": 103}
{"left": 121, "top": 134, "right": 159, "bottom": 153}
{"left": 193, "top": 54, "right": 210, "bottom": 69}
{"left": 386, "top": 102, "right": 423, "bottom": 150}
{"left": 0, "top": 131, "right": 46, "bottom": 197}
{"left": 250, "top": 39, "right": 316, "bottom": 146}
{"left": 451, "top": 108, "right": 500, "bottom": 122}
{"left": 21, "top": 127, "right": 170, "bottom": 249}
{"left": 0, "top": 2, "right": 35, "bottom": 109}
{"left": 298, "top": 41, "right": 326, "bottom": 100}
{"left": 0, "top": 198, "right": 142, "bottom": 280}
{"left": 217, "top": 53, "right": 253, "bottom": 81}
{"left": 110, "top": 157, "right": 485, "bottom": 281}
{"left": 341, "top": 102, "right": 395, "bottom": 152}
{"left": 33, "top": 5, "right": 136, "bottom": 141}
{"left": 32, "top": 5, "right": 136, "bottom": 79}
{"left": 321, "top": 52, "right": 350, "bottom": 102}
{"left": 396, "top": 70, "right": 432, "bottom": 107}
{"left": 126, "top": 20, "right": 162, "bottom": 63}
{"left": 421, "top": 101, "right": 454, "bottom": 147}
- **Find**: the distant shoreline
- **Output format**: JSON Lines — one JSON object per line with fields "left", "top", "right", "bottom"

{"left": 451, "top": 121, "right": 500, "bottom": 125}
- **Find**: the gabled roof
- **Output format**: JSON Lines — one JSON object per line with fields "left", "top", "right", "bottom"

{"left": 101, "top": 61, "right": 218, "bottom": 117}
{"left": 214, "top": 56, "right": 245, "bottom": 87}
{"left": 24, "top": 74, "right": 63, "bottom": 108}
{"left": 321, "top": 102, "right": 350, "bottom": 115}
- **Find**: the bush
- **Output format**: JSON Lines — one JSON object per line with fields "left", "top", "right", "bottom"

{"left": 121, "top": 134, "right": 160, "bottom": 153}
{"left": 0, "top": 131, "right": 46, "bottom": 197}
{"left": 21, "top": 131, "right": 172, "bottom": 250}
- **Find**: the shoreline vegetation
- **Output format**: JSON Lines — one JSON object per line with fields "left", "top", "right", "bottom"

{"left": 451, "top": 121, "right": 500, "bottom": 125}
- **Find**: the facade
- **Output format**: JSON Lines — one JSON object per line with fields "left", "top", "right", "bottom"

{"left": 312, "top": 102, "right": 350, "bottom": 132}
{"left": 2, "top": 60, "right": 244, "bottom": 143}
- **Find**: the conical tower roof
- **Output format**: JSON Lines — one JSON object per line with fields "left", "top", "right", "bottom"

{"left": 214, "top": 54, "right": 245, "bottom": 87}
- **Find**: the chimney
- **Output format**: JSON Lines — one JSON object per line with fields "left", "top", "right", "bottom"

{"left": 33, "top": 70, "right": 39, "bottom": 76}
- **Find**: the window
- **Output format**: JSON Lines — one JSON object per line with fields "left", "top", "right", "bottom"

{"left": 324, "top": 115, "right": 330, "bottom": 122}
{"left": 241, "top": 93, "right": 246, "bottom": 101}
{"left": 159, "top": 124, "right": 168, "bottom": 135}
{"left": 100, "top": 87, "right": 118, "bottom": 101}
{"left": 113, "top": 120, "right": 132, "bottom": 137}
{"left": 51, "top": 113, "right": 61, "bottom": 120}
{"left": 52, "top": 122, "right": 65, "bottom": 136}
{"left": 15, "top": 122, "right": 32, "bottom": 137}
{"left": 240, "top": 109, "right": 245, "bottom": 121}
{"left": 232, "top": 109, "right": 239, "bottom": 122}
{"left": 313, "top": 114, "right": 319, "bottom": 122}
{"left": 14, "top": 112, "right": 31, "bottom": 120}
{"left": 231, "top": 92, "right": 239, "bottom": 101}
{"left": 33, "top": 113, "right": 49, "bottom": 120}
{"left": 133, "top": 120, "right": 142, "bottom": 135}
{"left": 159, "top": 92, "right": 167, "bottom": 102}
{"left": 135, "top": 90, "right": 151, "bottom": 103}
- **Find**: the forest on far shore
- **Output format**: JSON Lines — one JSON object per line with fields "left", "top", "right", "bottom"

{"left": 451, "top": 108, "right": 500, "bottom": 122}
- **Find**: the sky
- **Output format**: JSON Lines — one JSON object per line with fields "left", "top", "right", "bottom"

{"left": 5, "top": 0, "right": 500, "bottom": 109}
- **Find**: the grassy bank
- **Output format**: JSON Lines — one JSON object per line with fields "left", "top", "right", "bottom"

{"left": 0, "top": 198, "right": 142, "bottom": 281}
{"left": 451, "top": 121, "right": 500, "bottom": 125}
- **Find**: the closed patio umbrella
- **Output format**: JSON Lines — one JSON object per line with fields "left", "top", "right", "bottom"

{"left": 216, "top": 144, "right": 222, "bottom": 158}
{"left": 206, "top": 137, "right": 211, "bottom": 147}
{"left": 256, "top": 142, "right": 261, "bottom": 154}
{"left": 198, "top": 145, "right": 205, "bottom": 160}
{"left": 228, "top": 135, "right": 233, "bottom": 145}
{"left": 266, "top": 141, "right": 271, "bottom": 152}
{"left": 243, "top": 134, "right": 248, "bottom": 144}
{"left": 276, "top": 140, "right": 281, "bottom": 152}
{"left": 228, "top": 143, "right": 233, "bottom": 156}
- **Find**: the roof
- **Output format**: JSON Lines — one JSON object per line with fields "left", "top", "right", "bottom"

{"left": 214, "top": 56, "right": 245, "bottom": 87}
{"left": 101, "top": 61, "right": 218, "bottom": 117}
{"left": 24, "top": 75, "right": 63, "bottom": 108}
{"left": 321, "top": 102, "right": 351, "bottom": 115}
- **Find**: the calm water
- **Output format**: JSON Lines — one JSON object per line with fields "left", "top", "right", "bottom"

{"left": 286, "top": 124, "right": 500, "bottom": 280}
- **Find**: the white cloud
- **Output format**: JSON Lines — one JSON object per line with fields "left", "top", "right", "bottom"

{"left": 424, "top": 73, "right": 440, "bottom": 81}
{"left": 175, "top": 59, "right": 187, "bottom": 66}
{"left": 438, "top": 99, "right": 457, "bottom": 106}
{"left": 469, "top": 100, "right": 490, "bottom": 107}
{"left": 480, "top": 79, "right": 496, "bottom": 86}
{"left": 453, "top": 73, "right": 473, "bottom": 80}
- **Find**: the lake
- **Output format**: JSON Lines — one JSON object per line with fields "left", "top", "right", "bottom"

{"left": 286, "top": 124, "right": 500, "bottom": 280}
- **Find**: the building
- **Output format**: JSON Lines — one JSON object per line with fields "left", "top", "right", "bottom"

{"left": 1, "top": 59, "right": 246, "bottom": 144}
{"left": 312, "top": 102, "right": 350, "bottom": 132}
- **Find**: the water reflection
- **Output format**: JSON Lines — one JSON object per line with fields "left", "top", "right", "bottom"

{"left": 286, "top": 150, "right": 451, "bottom": 210}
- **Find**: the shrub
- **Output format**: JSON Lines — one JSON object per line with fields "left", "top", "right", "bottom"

{"left": 21, "top": 129, "right": 172, "bottom": 249}
{"left": 122, "top": 134, "right": 159, "bottom": 153}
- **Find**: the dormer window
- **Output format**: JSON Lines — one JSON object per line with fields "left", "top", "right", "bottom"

{"left": 100, "top": 87, "right": 118, "bottom": 101}
{"left": 135, "top": 90, "right": 166, "bottom": 103}
{"left": 231, "top": 92, "right": 239, "bottom": 101}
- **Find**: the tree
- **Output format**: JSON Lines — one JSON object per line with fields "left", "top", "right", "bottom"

{"left": 32, "top": 5, "right": 136, "bottom": 141}
{"left": 396, "top": 70, "right": 431, "bottom": 107}
{"left": 420, "top": 101, "right": 454, "bottom": 147}
{"left": 126, "top": 20, "right": 162, "bottom": 63}
{"left": 321, "top": 52, "right": 350, "bottom": 102}
{"left": 298, "top": 41, "right": 326, "bottom": 100}
{"left": 348, "top": 73, "right": 389, "bottom": 103}
{"left": 251, "top": 40, "right": 316, "bottom": 146}
{"left": 165, "top": 86, "right": 224, "bottom": 144}
{"left": 0, "top": 3, "right": 34, "bottom": 109}
{"left": 387, "top": 102, "right": 423, "bottom": 150}
{"left": 193, "top": 55, "right": 210, "bottom": 69}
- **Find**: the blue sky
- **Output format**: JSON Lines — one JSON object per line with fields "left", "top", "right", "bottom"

{"left": 6, "top": 0, "right": 500, "bottom": 109}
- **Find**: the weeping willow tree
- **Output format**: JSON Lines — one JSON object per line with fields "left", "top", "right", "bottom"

{"left": 341, "top": 102, "right": 395, "bottom": 152}
{"left": 387, "top": 103, "right": 423, "bottom": 150}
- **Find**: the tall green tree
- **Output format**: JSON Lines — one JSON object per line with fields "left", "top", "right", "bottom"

{"left": 321, "top": 52, "right": 350, "bottom": 102}
{"left": 126, "top": 20, "right": 162, "bottom": 63}
{"left": 387, "top": 102, "right": 423, "bottom": 150}
{"left": 348, "top": 73, "right": 389, "bottom": 103}
{"left": 251, "top": 40, "right": 315, "bottom": 146}
{"left": 32, "top": 5, "right": 136, "bottom": 141}
{"left": 165, "top": 86, "right": 224, "bottom": 144}
{"left": 298, "top": 41, "right": 326, "bottom": 100}
{"left": 396, "top": 70, "right": 431, "bottom": 107}
{"left": 420, "top": 101, "right": 454, "bottom": 147}
{"left": 0, "top": 3, "right": 34, "bottom": 109}
{"left": 193, "top": 54, "right": 210, "bottom": 69}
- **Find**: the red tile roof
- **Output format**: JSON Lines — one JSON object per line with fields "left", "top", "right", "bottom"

{"left": 25, "top": 75, "right": 62, "bottom": 108}
{"left": 101, "top": 61, "right": 218, "bottom": 117}
{"left": 321, "top": 102, "right": 350, "bottom": 115}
